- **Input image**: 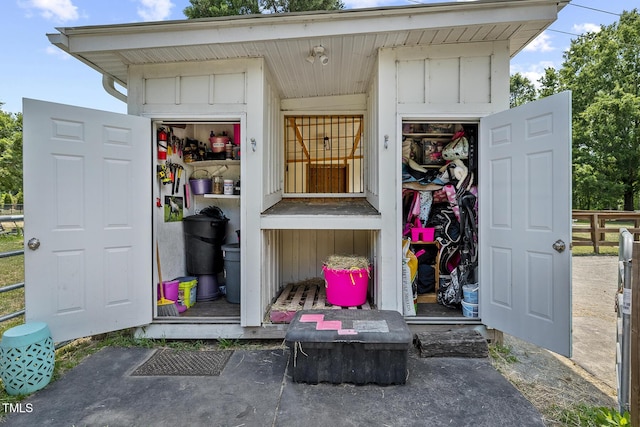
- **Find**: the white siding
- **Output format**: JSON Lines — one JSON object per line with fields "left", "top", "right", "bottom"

{"left": 127, "top": 59, "right": 251, "bottom": 116}
{"left": 262, "top": 70, "right": 283, "bottom": 211}
{"left": 395, "top": 41, "right": 509, "bottom": 116}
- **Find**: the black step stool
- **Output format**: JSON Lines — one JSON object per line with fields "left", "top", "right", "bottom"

{"left": 285, "top": 310, "right": 412, "bottom": 385}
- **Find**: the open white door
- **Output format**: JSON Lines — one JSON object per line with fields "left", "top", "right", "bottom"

{"left": 23, "top": 99, "right": 152, "bottom": 343}
{"left": 479, "top": 91, "right": 572, "bottom": 357}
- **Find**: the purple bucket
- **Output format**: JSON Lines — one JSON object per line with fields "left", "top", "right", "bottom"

{"left": 189, "top": 178, "right": 212, "bottom": 195}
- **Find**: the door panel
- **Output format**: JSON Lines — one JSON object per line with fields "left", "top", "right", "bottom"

{"left": 480, "top": 92, "right": 572, "bottom": 356}
{"left": 23, "top": 99, "right": 152, "bottom": 342}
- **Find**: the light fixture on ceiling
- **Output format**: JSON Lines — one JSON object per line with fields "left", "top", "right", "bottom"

{"left": 306, "top": 45, "right": 329, "bottom": 66}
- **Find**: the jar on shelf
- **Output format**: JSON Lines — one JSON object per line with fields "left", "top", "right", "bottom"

{"left": 213, "top": 176, "right": 224, "bottom": 194}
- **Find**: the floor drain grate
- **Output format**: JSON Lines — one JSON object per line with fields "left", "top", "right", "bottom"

{"left": 131, "top": 349, "right": 233, "bottom": 376}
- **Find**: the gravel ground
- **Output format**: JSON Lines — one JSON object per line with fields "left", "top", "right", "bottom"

{"left": 492, "top": 255, "right": 619, "bottom": 425}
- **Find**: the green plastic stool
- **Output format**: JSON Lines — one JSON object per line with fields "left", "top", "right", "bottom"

{"left": 0, "top": 322, "right": 55, "bottom": 395}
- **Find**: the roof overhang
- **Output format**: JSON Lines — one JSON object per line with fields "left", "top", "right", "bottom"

{"left": 48, "top": 0, "right": 568, "bottom": 101}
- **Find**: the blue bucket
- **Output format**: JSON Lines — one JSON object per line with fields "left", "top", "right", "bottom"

{"left": 462, "top": 284, "right": 478, "bottom": 304}
{"left": 461, "top": 300, "right": 478, "bottom": 318}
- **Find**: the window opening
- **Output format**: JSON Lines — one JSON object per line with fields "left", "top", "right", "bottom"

{"left": 285, "top": 115, "right": 364, "bottom": 195}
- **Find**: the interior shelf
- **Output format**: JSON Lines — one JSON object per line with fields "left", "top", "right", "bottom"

{"left": 187, "top": 160, "right": 240, "bottom": 167}
{"left": 203, "top": 194, "right": 240, "bottom": 199}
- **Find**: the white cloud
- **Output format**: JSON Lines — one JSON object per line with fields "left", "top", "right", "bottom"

{"left": 573, "top": 23, "right": 601, "bottom": 34}
{"left": 510, "top": 61, "right": 555, "bottom": 88}
{"left": 137, "top": 0, "right": 175, "bottom": 22}
{"left": 21, "top": 0, "right": 79, "bottom": 22}
{"left": 523, "top": 32, "right": 554, "bottom": 53}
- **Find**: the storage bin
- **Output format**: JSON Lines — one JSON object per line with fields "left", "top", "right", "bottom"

{"left": 158, "top": 280, "right": 183, "bottom": 312}
{"left": 0, "top": 322, "right": 55, "bottom": 395}
{"left": 176, "top": 276, "right": 198, "bottom": 309}
{"left": 222, "top": 243, "right": 240, "bottom": 304}
{"left": 411, "top": 227, "right": 435, "bottom": 242}
{"left": 189, "top": 178, "right": 212, "bottom": 195}
{"left": 183, "top": 212, "right": 229, "bottom": 275}
{"left": 285, "top": 310, "right": 412, "bottom": 385}
{"left": 461, "top": 300, "right": 478, "bottom": 318}
{"left": 462, "top": 283, "right": 478, "bottom": 304}
{"left": 323, "top": 265, "right": 369, "bottom": 307}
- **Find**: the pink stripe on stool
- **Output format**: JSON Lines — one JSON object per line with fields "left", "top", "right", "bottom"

{"left": 300, "top": 314, "right": 325, "bottom": 323}
{"left": 316, "top": 320, "right": 342, "bottom": 330}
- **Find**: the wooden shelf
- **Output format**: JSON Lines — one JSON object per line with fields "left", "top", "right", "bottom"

{"left": 417, "top": 293, "right": 437, "bottom": 304}
{"left": 202, "top": 194, "right": 240, "bottom": 199}
{"left": 403, "top": 133, "right": 453, "bottom": 138}
{"left": 411, "top": 241, "right": 440, "bottom": 302}
{"left": 186, "top": 160, "right": 240, "bottom": 167}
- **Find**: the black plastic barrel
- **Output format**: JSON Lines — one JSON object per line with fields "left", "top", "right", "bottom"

{"left": 183, "top": 213, "right": 229, "bottom": 275}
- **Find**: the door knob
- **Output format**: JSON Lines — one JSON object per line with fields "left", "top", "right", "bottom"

{"left": 552, "top": 239, "right": 565, "bottom": 253}
{"left": 27, "top": 238, "right": 40, "bottom": 250}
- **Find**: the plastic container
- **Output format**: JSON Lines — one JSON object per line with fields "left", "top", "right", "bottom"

{"left": 461, "top": 300, "right": 478, "bottom": 318}
{"left": 158, "top": 279, "right": 183, "bottom": 312}
{"left": 196, "top": 274, "right": 220, "bottom": 301}
{"left": 176, "top": 276, "right": 198, "bottom": 309}
{"left": 323, "top": 266, "right": 370, "bottom": 307}
{"left": 223, "top": 179, "right": 234, "bottom": 195}
{"left": 462, "top": 283, "right": 478, "bottom": 304}
{"left": 285, "top": 310, "right": 412, "bottom": 385}
{"left": 222, "top": 243, "right": 241, "bottom": 304}
{"left": 183, "top": 213, "right": 229, "bottom": 275}
{"left": 189, "top": 178, "right": 212, "bottom": 195}
{"left": 411, "top": 227, "right": 435, "bottom": 242}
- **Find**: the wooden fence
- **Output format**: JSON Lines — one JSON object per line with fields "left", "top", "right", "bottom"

{"left": 572, "top": 210, "right": 640, "bottom": 254}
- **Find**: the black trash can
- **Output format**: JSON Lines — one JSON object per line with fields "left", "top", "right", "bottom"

{"left": 183, "top": 207, "right": 229, "bottom": 275}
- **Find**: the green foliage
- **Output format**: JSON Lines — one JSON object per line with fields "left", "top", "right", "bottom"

{"left": 595, "top": 407, "right": 631, "bottom": 426}
{"left": 560, "top": 9, "right": 640, "bottom": 210}
{"left": 509, "top": 73, "right": 537, "bottom": 108}
{"left": 217, "top": 338, "right": 240, "bottom": 349}
{"left": 0, "top": 107, "right": 22, "bottom": 195}
{"left": 184, "top": 0, "right": 343, "bottom": 18}
{"left": 184, "top": 0, "right": 260, "bottom": 17}
{"left": 537, "top": 67, "right": 562, "bottom": 99}
{"left": 488, "top": 342, "right": 518, "bottom": 363}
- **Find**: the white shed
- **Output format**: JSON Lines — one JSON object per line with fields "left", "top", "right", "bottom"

{"left": 23, "top": 0, "right": 572, "bottom": 356}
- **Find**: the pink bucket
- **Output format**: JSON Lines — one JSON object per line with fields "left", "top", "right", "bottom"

{"left": 323, "top": 266, "right": 370, "bottom": 307}
{"left": 157, "top": 280, "right": 185, "bottom": 313}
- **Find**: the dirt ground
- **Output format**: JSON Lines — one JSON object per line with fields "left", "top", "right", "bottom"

{"left": 491, "top": 255, "right": 619, "bottom": 425}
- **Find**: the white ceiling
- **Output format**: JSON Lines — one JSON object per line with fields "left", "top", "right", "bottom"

{"left": 48, "top": 0, "right": 567, "bottom": 101}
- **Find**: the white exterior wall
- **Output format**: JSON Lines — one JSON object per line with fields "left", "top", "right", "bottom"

{"left": 260, "top": 68, "right": 283, "bottom": 316}
{"left": 395, "top": 41, "right": 510, "bottom": 116}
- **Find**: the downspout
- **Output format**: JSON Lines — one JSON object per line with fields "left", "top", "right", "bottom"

{"left": 102, "top": 75, "right": 127, "bottom": 103}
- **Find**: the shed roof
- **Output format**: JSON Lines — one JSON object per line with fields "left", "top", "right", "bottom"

{"left": 48, "top": 0, "right": 567, "bottom": 101}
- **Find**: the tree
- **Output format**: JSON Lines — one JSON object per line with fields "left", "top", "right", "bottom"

{"left": 509, "top": 73, "right": 536, "bottom": 108}
{"left": 184, "top": 0, "right": 344, "bottom": 18}
{"left": 560, "top": 9, "right": 640, "bottom": 210}
{"left": 0, "top": 104, "right": 23, "bottom": 196}
{"left": 184, "top": 0, "right": 260, "bottom": 17}
{"left": 537, "top": 67, "right": 561, "bottom": 99}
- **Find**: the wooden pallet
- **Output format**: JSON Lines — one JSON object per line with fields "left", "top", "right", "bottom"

{"left": 269, "top": 279, "right": 371, "bottom": 324}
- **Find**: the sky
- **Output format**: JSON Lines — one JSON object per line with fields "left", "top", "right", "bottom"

{"left": 1, "top": 0, "right": 636, "bottom": 116}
